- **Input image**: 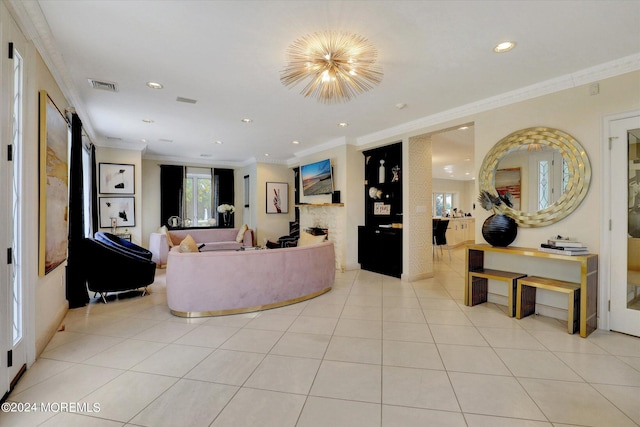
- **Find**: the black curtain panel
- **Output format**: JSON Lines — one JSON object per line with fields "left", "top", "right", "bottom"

{"left": 66, "top": 113, "right": 89, "bottom": 308}
{"left": 215, "top": 168, "right": 235, "bottom": 228}
{"left": 90, "top": 144, "right": 99, "bottom": 235}
{"left": 160, "top": 165, "right": 185, "bottom": 227}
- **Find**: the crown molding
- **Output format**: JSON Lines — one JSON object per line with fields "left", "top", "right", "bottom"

{"left": 93, "top": 138, "right": 148, "bottom": 154}
{"left": 357, "top": 53, "right": 640, "bottom": 146}
{"left": 288, "top": 136, "right": 348, "bottom": 162}
{"left": 11, "top": 0, "right": 639, "bottom": 162}
{"left": 7, "top": 0, "right": 98, "bottom": 144}
{"left": 143, "top": 153, "right": 244, "bottom": 167}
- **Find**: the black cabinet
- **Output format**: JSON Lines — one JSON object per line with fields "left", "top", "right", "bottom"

{"left": 358, "top": 142, "right": 403, "bottom": 277}
{"left": 358, "top": 226, "right": 402, "bottom": 278}
{"left": 363, "top": 142, "right": 402, "bottom": 228}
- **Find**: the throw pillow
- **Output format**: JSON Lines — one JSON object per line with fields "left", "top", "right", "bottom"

{"left": 160, "top": 226, "right": 175, "bottom": 248}
{"left": 297, "top": 231, "right": 327, "bottom": 247}
{"left": 179, "top": 234, "right": 198, "bottom": 253}
{"left": 236, "top": 224, "right": 248, "bottom": 243}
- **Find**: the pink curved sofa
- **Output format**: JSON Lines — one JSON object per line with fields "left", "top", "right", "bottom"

{"left": 149, "top": 227, "right": 254, "bottom": 267}
{"left": 166, "top": 241, "right": 335, "bottom": 317}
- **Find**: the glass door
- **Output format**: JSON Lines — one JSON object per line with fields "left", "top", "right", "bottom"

{"left": 1, "top": 8, "right": 27, "bottom": 396}
{"left": 610, "top": 115, "right": 640, "bottom": 337}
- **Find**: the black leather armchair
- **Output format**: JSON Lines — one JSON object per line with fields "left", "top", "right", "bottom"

{"left": 95, "top": 231, "right": 153, "bottom": 259}
{"left": 85, "top": 235, "right": 156, "bottom": 303}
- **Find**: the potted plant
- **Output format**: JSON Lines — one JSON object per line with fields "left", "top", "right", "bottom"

{"left": 477, "top": 190, "right": 517, "bottom": 247}
{"left": 217, "top": 204, "right": 235, "bottom": 228}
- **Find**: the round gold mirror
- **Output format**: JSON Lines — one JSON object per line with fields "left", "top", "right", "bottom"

{"left": 479, "top": 127, "right": 591, "bottom": 227}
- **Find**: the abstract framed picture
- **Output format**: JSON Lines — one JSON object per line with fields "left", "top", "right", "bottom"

{"left": 99, "top": 162, "right": 135, "bottom": 194}
{"left": 99, "top": 197, "right": 136, "bottom": 228}
{"left": 495, "top": 167, "right": 521, "bottom": 210}
{"left": 266, "top": 182, "right": 288, "bottom": 214}
{"left": 38, "top": 90, "right": 69, "bottom": 276}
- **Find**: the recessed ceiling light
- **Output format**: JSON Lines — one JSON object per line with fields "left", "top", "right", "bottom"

{"left": 264, "top": 153, "right": 270, "bottom": 157}
{"left": 241, "top": 118, "right": 253, "bottom": 123}
{"left": 493, "top": 41, "right": 515, "bottom": 53}
{"left": 214, "top": 140, "right": 223, "bottom": 145}
{"left": 146, "top": 81, "right": 163, "bottom": 89}
{"left": 465, "top": 172, "right": 470, "bottom": 175}
{"left": 142, "top": 118, "right": 154, "bottom": 123}
{"left": 140, "top": 138, "right": 147, "bottom": 143}
{"left": 292, "top": 140, "right": 300, "bottom": 145}
{"left": 338, "top": 122, "right": 349, "bottom": 127}
{"left": 395, "top": 103, "right": 407, "bottom": 110}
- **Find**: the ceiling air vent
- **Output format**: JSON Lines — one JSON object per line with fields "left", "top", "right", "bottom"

{"left": 176, "top": 96, "right": 197, "bottom": 104}
{"left": 88, "top": 79, "right": 118, "bottom": 92}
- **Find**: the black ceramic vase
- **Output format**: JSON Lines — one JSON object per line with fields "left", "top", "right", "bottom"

{"left": 482, "top": 214, "right": 517, "bottom": 247}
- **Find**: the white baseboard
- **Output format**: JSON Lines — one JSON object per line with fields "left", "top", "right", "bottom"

{"left": 36, "top": 300, "right": 68, "bottom": 357}
{"left": 402, "top": 272, "right": 435, "bottom": 282}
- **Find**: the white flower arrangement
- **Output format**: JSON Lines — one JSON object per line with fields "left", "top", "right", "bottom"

{"left": 217, "top": 204, "right": 235, "bottom": 214}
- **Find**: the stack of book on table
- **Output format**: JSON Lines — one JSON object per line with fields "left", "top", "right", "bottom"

{"left": 539, "top": 238, "right": 589, "bottom": 255}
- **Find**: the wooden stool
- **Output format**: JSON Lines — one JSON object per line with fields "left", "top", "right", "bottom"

{"left": 468, "top": 269, "right": 527, "bottom": 317}
{"left": 516, "top": 276, "right": 581, "bottom": 334}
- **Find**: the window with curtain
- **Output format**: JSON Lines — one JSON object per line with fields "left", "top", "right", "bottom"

{"left": 160, "top": 165, "right": 233, "bottom": 228}
{"left": 184, "top": 167, "right": 215, "bottom": 226}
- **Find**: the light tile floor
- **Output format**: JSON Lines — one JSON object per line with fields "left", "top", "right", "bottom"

{"left": 2, "top": 247, "right": 640, "bottom": 426}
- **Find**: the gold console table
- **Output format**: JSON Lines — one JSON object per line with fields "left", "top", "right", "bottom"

{"left": 465, "top": 244, "right": 598, "bottom": 338}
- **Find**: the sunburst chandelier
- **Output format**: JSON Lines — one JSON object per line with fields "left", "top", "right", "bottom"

{"left": 280, "top": 31, "right": 383, "bottom": 104}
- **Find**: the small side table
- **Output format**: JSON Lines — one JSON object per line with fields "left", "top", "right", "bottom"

{"left": 116, "top": 233, "right": 131, "bottom": 242}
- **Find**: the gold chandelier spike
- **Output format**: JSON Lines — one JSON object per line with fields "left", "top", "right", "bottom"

{"left": 280, "top": 31, "right": 383, "bottom": 104}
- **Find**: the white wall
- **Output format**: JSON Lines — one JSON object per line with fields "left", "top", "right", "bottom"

{"left": 295, "top": 142, "right": 364, "bottom": 270}
{"left": 432, "top": 178, "right": 474, "bottom": 215}
{"left": 140, "top": 159, "right": 248, "bottom": 248}
{"left": 96, "top": 147, "right": 143, "bottom": 244}
{"left": 235, "top": 163, "right": 255, "bottom": 236}
{"left": 32, "top": 51, "right": 71, "bottom": 357}
{"left": 464, "top": 180, "right": 476, "bottom": 217}
{"left": 360, "top": 70, "right": 640, "bottom": 321}
{"left": 473, "top": 71, "right": 640, "bottom": 251}
{"left": 254, "top": 163, "right": 295, "bottom": 245}
{"left": 345, "top": 144, "right": 365, "bottom": 270}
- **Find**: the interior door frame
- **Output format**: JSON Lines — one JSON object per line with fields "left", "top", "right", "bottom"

{"left": 0, "top": 4, "right": 35, "bottom": 399}
{"left": 601, "top": 110, "right": 640, "bottom": 333}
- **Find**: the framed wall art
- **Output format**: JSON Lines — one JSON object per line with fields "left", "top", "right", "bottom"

{"left": 495, "top": 167, "right": 521, "bottom": 210}
{"left": 266, "top": 182, "right": 288, "bottom": 214}
{"left": 374, "top": 202, "right": 391, "bottom": 215}
{"left": 99, "top": 197, "right": 136, "bottom": 228}
{"left": 99, "top": 163, "right": 135, "bottom": 194}
{"left": 38, "top": 90, "right": 69, "bottom": 276}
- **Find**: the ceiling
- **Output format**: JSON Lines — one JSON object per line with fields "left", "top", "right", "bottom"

{"left": 9, "top": 1, "right": 640, "bottom": 176}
